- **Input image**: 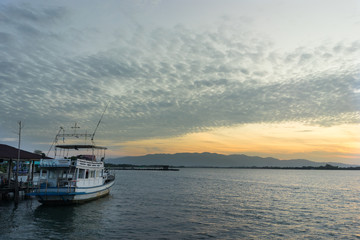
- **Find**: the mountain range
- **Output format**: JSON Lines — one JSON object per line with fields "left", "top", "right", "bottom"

{"left": 106, "top": 152, "right": 356, "bottom": 168}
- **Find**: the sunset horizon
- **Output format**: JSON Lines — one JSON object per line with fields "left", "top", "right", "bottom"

{"left": 1, "top": 0, "right": 359, "bottom": 165}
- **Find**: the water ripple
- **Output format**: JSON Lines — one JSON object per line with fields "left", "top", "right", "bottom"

{"left": 2, "top": 169, "right": 360, "bottom": 239}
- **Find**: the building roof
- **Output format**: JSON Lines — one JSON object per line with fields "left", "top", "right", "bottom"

{"left": 0, "top": 144, "right": 49, "bottom": 161}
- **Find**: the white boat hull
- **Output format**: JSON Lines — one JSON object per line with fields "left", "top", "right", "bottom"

{"left": 30, "top": 179, "right": 115, "bottom": 205}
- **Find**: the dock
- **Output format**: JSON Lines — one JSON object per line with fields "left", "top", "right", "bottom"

{"left": 0, "top": 181, "right": 35, "bottom": 200}
{"left": 107, "top": 165, "right": 179, "bottom": 171}
{"left": 0, "top": 144, "right": 48, "bottom": 203}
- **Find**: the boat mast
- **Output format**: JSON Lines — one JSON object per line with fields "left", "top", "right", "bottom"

{"left": 47, "top": 127, "right": 64, "bottom": 156}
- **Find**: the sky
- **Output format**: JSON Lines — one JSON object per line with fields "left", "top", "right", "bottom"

{"left": 0, "top": 0, "right": 359, "bottom": 164}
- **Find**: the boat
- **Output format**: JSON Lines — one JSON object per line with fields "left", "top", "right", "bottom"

{"left": 28, "top": 124, "right": 115, "bottom": 205}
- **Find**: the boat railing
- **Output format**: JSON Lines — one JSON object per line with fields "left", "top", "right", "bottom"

{"left": 32, "top": 179, "right": 76, "bottom": 194}
{"left": 104, "top": 170, "right": 115, "bottom": 183}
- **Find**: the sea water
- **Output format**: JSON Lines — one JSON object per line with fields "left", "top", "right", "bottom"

{"left": 1, "top": 168, "right": 360, "bottom": 239}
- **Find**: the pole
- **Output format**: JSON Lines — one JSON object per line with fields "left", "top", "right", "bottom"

{"left": 14, "top": 121, "right": 21, "bottom": 204}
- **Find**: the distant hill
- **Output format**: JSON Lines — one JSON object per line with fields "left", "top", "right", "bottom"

{"left": 106, "top": 152, "right": 355, "bottom": 168}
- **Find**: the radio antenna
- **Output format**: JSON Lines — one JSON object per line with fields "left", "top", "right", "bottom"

{"left": 92, "top": 101, "right": 110, "bottom": 141}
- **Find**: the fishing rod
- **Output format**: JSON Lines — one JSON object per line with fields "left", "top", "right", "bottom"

{"left": 91, "top": 101, "right": 110, "bottom": 142}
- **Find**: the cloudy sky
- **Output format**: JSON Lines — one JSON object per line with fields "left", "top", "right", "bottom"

{"left": 1, "top": 0, "right": 359, "bottom": 163}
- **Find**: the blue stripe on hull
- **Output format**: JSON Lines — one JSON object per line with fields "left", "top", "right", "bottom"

{"left": 28, "top": 180, "right": 115, "bottom": 205}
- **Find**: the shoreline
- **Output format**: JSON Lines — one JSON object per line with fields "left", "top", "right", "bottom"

{"left": 106, "top": 164, "right": 360, "bottom": 171}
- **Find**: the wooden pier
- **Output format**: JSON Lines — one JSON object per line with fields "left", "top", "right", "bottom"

{"left": 0, "top": 144, "right": 48, "bottom": 203}
{"left": 107, "top": 165, "right": 179, "bottom": 171}
{"left": 0, "top": 181, "right": 35, "bottom": 200}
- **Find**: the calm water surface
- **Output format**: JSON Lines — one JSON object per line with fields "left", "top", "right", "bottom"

{"left": 1, "top": 169, "right": 360, "bottom": 239}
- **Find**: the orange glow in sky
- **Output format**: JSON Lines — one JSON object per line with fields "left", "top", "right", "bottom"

{"left": 108, "top": 122, "right": 360, "bottom": 164}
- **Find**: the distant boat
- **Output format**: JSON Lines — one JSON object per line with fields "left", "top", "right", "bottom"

{"left": 28, "top": 124, "right": 115, "bottom": 205}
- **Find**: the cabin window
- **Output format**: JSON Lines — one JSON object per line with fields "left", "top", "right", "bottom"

{"left": 90, "top": 170, "right": 95, "bottom": 178}
{"left": 78, "top": 169, "right": 85, "bottom": 179}
{"left": 41, "top": 170, "right": 47, "bottom": 178}
{"left": 67, "top": 170, "right": 73, "bottom": 180}
{"left": 49, "top": 170, "right": 61, "bottom": 179}
{"left": 85, "top": 170, "right": 89, "bottom": 179}
{"left": 96, "top": 170, "right": 100, "bottom": 178}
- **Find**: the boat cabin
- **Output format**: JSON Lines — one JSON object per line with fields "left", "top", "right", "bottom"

{"left": 37, "top": 144, "right": 108, "bottom": 189}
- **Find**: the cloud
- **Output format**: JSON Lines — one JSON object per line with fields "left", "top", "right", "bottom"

{"left": 0, "top": 1, "right": 359, "bottom": 148}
